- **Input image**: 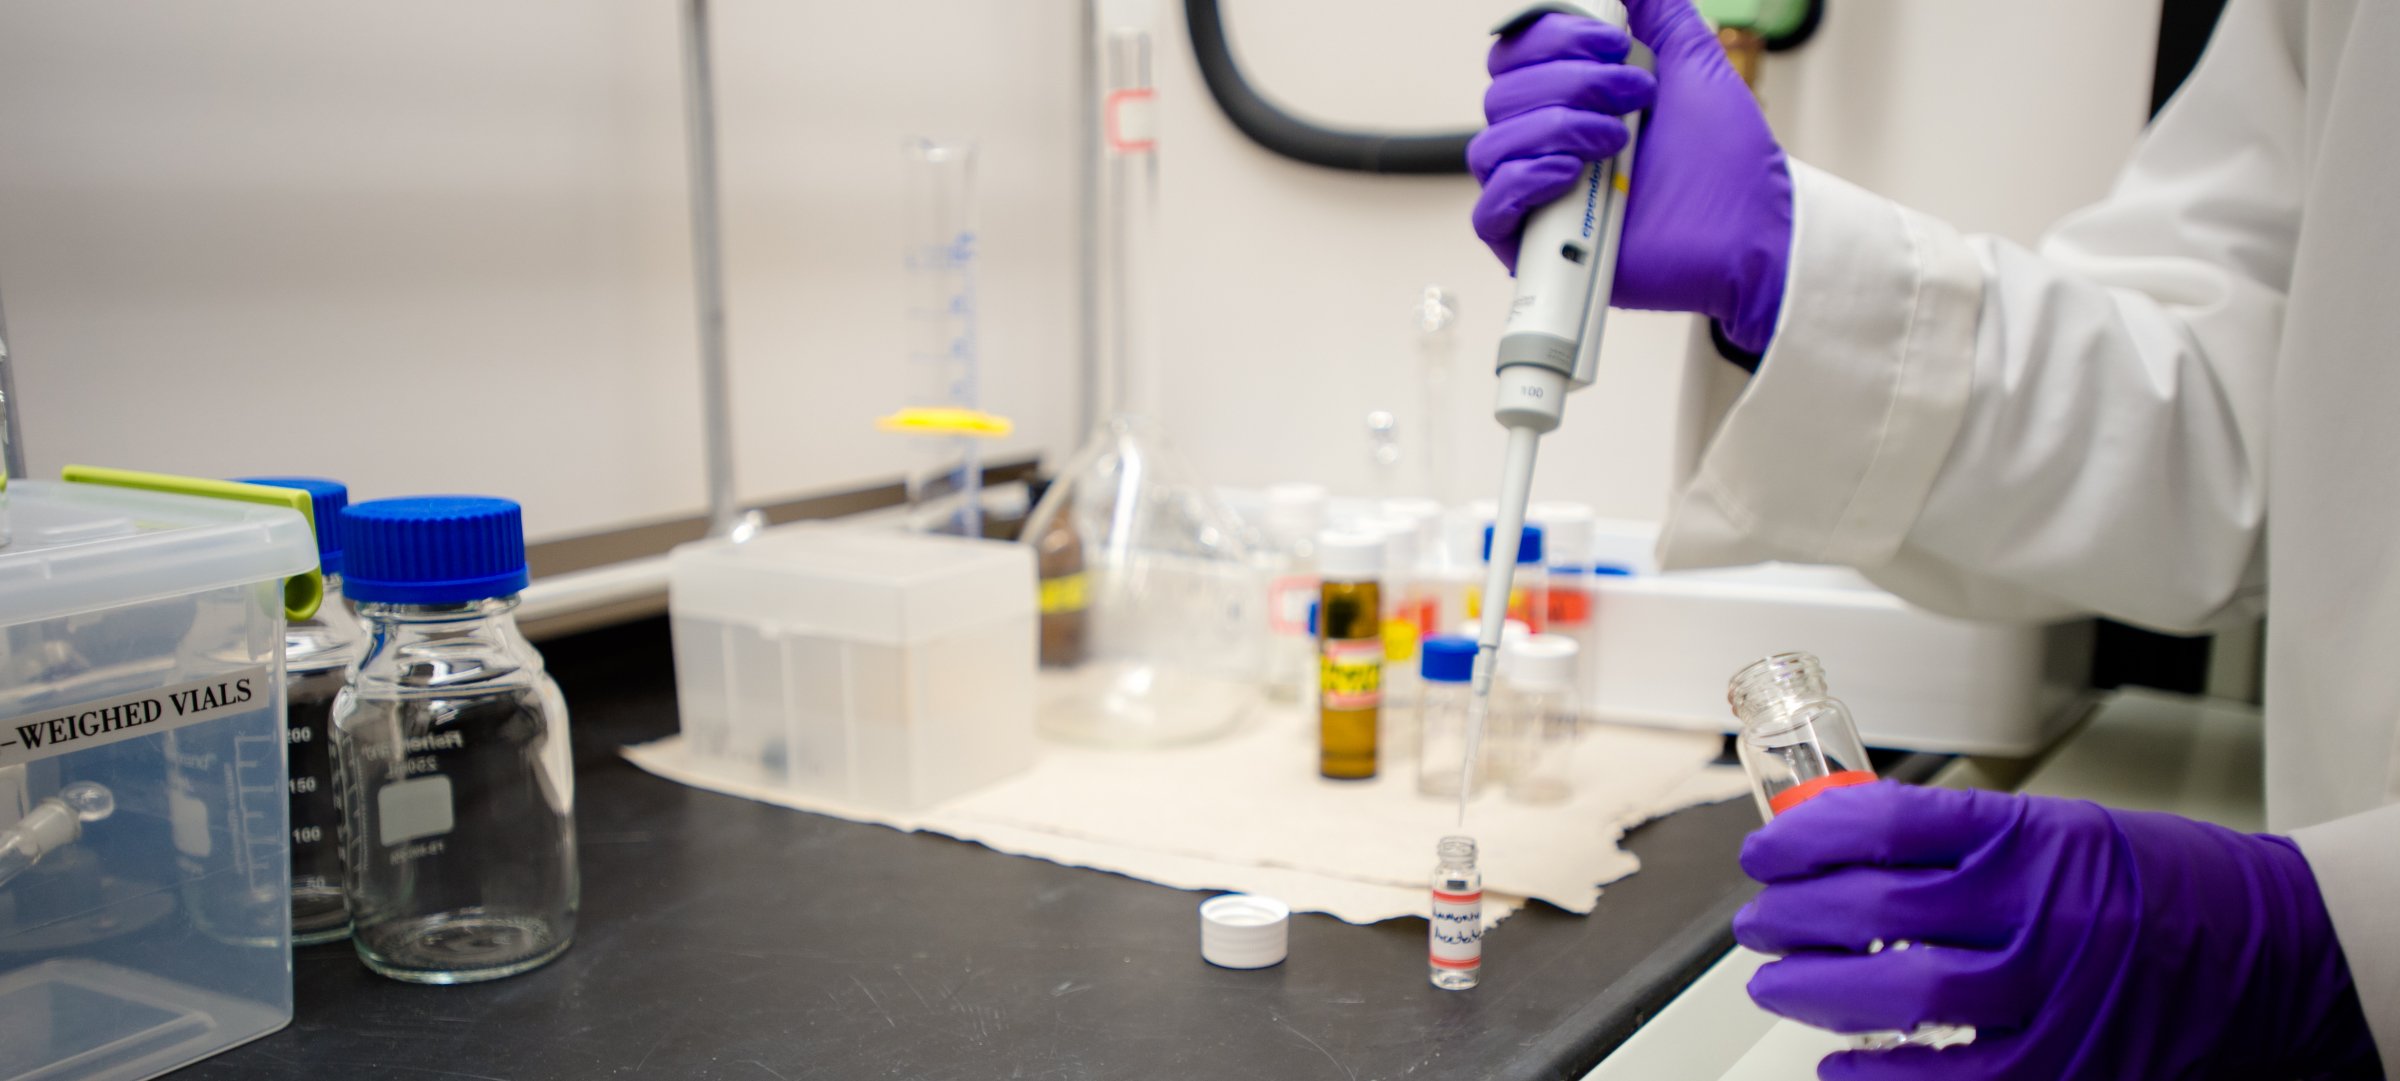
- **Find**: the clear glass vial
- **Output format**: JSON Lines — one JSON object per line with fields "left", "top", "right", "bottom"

{"left": 1262, "top": 482, "right": 1328, "bottom": 704}
{"left": 1415, "top": 636, "right": 1483, "bottom": 797}
{"left": 1729, "top": 653, "right": 1973, "bottom": 1051}
{"left": 1470, "top": 523, "right": 1548, "bottom": 633}
{"left": 1428, "top": 835, "right": 1482, "bottom": 990}
{"left": 240, "top": 476, "right": 365, "bottom": 945}
{"left": 333, "top": 496, "right": 578, "bottom": 984}
{"left": 1499, "top": 635, "right": 1581, "bottom": 805}
{"left": 1727, "top": 652, "right": 1876, "bottom": 821}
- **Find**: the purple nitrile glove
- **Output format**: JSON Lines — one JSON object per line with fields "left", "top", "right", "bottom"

{"left": 1735, "top": 783, "right": 2380, "bottom": 1080}
{"left": 1468, "top": 0, "right": 1793, "bottom": 357}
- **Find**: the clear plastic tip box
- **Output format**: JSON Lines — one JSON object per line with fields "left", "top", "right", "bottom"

{"left": 0, "top": 481, "right": 316, "bottom": 1081}
{"left": 669, "top": 525, "right": 1036, "bottom": 812}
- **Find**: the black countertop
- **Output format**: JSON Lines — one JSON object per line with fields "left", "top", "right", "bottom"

{"left": 177, "top": 618, "right": 1832, "bottom": 1081}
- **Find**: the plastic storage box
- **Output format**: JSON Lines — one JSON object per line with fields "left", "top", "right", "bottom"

{"left": 0, "top": 480, "right": 316, "bottom": 1081}
{"left": 1580, "top": 520, "right": 2092, "bottom": 755}
{"left": 669, "top": 525, "right": 1036, "bottom": 812}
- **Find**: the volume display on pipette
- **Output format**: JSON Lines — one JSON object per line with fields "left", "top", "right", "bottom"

{"left": 1463, "top": 0, "right": 1647, "bottom": 820}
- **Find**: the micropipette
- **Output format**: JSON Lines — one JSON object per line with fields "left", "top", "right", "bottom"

{"left": 1462, "top": 0, "right": 1648, "bottom": 823}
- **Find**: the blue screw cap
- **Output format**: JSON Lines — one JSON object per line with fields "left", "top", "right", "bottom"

{"left": 1482, "top": 523, "right": 1545, "bottom": 565}
{"left": 340, "top": 495, "right": 530, "bottom": 605}
{"left": 1421, "top": 636, "right": 1477, "bottom": 682}
{"left": 236, "top": 476, "right": 349, "bottom": 577}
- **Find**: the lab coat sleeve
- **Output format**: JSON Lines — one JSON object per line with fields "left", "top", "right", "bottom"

{"left": 2293, "top": 805, "right": 2400, "bottom": 1069}
{"left": 1658, "top": 0, "right": 2303, "bottom": 633}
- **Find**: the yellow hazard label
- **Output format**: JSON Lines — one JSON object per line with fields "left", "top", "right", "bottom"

{"left": 1321, "top": 638, "right": 1384, "bottom": 710}
{"left": 1038, "top": 572, "right": 1089, "bottom": 615}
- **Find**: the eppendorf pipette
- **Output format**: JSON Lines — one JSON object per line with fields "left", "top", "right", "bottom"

{"left": 1461, "top": 0, "right": 1648, "bottom": 823}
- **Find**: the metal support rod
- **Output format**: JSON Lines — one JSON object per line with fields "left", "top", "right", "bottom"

{"left": 1074, "top": 0, "right": 1101, "bottom": 436}
{"left": 680, "top": 0, "right": 746, "bottom": 539}
{"left": 0, "top": 282, "right": 24, "bottom": 478}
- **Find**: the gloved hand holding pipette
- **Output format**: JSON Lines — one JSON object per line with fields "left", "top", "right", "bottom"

{"left": 1469, "top": 0, "right": 1791, "bottom": 355}
{"left": 1735, "top": 783, "right": 2376, "bottom": 1079}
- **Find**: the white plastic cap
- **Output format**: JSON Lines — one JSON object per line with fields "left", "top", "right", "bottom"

{"left": 1264, "top": 483, "right": 1330, "bottom": 542}
{"left": 1316, "top": 529, "right": 1385, "bottom": 580}
{"left": 1505, "top": 634, "right": 1581, "bottom": 690}
{"left": 1367, "top": 518, "right": 1419, "bottom": 576}
{"left": 1099, "top": 0, "right": 1157, "bottom": 30}
{"left": 1457, "top": 619, "right": 1533, "bottom": 647}
{"left": 1529, "top": 502, "right": 1595, "bottom": 569}
{"left": 1200, "top": 893, "right": 1290, "bottom": 969}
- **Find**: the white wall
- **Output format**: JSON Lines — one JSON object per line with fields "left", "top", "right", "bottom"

{"left": 0, "top": 0, "right": 2159, "bottom": 544}
{"left": 0, "top": 1, "right": 1080, "bottom": 543}
{"left": 1152, "top": 0, "right": 2159, "bottom": 520}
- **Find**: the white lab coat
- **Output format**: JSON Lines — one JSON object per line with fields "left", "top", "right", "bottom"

{"left": 1657, "top": 0, "right": 2400, "bottom": 1062}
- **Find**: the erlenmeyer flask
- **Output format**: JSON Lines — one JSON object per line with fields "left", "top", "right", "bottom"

{"left": 1021, "top": 0, "right": 1260, "bottom": 745}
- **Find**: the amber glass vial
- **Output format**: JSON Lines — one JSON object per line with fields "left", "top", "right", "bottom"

{"left": 1316, "top": 531, "right": 1386, "bottom": 779}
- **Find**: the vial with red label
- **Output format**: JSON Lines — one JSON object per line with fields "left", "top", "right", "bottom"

{"left": 1429, "top": 835, "right": 1482, "bottom": 990}
{"left": 1728, "top": 652, "right": 1876, "bottom": 821}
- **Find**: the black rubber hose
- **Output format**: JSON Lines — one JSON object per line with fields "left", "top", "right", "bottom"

{"left": 1183, "top": 0, "right": 1475, "bottom": 175}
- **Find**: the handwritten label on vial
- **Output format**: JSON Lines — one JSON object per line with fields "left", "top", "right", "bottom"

{"left": 0, "top": 667, "right": 269, "bottom": 769}
{"left": 1320, "top": 638, "right": 1384, "bottom": 710}
{"left": 1430, "top": 887, "right": 1483, "bottom": 972}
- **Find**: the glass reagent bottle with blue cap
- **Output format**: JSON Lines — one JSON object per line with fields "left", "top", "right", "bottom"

{"left": 237, "top": 476, "right": 365, "bottom": 945}
{"left": 332, "top": 495, "right": 577, "bottom": 984}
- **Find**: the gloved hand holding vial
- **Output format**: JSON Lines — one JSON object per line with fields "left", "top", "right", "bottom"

{"left": 1472, "top": 0, "right": 2393, "bottom": 1073}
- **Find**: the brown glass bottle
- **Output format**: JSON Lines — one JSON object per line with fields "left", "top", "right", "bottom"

{"left": 1033, "top": 484, "right": 1089, "bottom": 667}
{"left": 1316, "top": 531, "right": 1385, "bottom": 780}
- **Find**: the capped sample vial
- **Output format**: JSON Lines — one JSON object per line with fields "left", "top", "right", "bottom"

{"left": 1469, "top": 524, "right": 1548, "bottom": 633}
{"left": 1499, "top": 634, "right": 1581, "bottom": 805}
{"left": 239, "top": 477, "right": 365, "bottom": 945}
{"left": 1263, "top": 483, "right": 1330, "bottom": 703}
{"left": 1415, "top": 636, "right": 1483, "bottom": 797}
{"left": 1429, "top": 835, "right": 1482, "bottom": 990}
{"left": 1316, "top": 530, "right": 1384, "bottom": 780}
{"left": 333, "top": 496, "right": 578, "bottom": 984}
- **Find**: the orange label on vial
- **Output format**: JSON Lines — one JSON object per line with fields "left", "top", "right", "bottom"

{"left": 1767, "top": 770, "right": 1878, "bottom": 816}
{"left": 1320, "top": 638, "right": 1384, "bottom": 710}
{"left": 1546, "top": 586, "right": 1592, "bottom": 628}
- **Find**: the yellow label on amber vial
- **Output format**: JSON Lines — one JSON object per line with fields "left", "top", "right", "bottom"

{"left": 1039, "top": 572, "right": 1089, "bottom": 614}
{"left": 1320, "top": 638, "right": 1384, "bottom": 710}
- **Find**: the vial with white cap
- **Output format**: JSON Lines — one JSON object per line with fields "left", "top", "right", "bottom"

{"left": 1316, "top": 529, "right": 1385, "bottom": 780}
{"left": 1262, "top": 483, "right": 1330, "bottom": 703}
{"left": 1499, "top": 635, "right": 1582, "bottom": 805}
{"left": 1368, "top": 517, "right": 1430, "bottom": 734}
{"left": 1527, "top": 501, "right": 1595, "bottom": 630}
